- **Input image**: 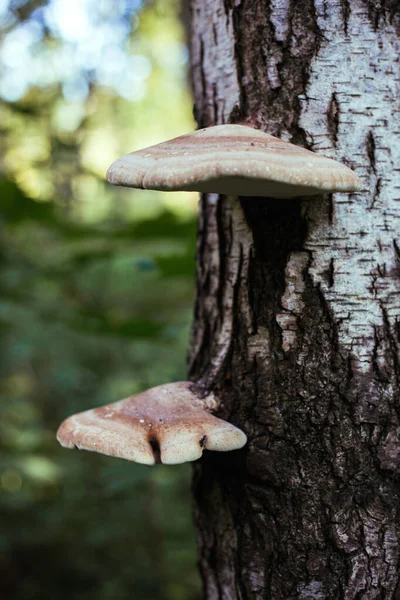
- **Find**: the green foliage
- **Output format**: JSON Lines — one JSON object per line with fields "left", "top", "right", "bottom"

{"left": 0, "top": 179, "right": 200, "bottom": 600}
{"left": 0, "top": 1, "right": 201, "bottom": 598}
{"left": 0, "top": 179, "right": 55, "bottom": 224}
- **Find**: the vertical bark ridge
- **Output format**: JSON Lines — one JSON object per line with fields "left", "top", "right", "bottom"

{"left": 189, "top": 196, "right": 254, "bottom": 391}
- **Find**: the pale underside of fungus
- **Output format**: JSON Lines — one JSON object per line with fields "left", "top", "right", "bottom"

{"left": 57, "top": 382, "right": 247, "bottom": 465}
{"left": 106, "top": 124, "right": 362, "bottom": 198}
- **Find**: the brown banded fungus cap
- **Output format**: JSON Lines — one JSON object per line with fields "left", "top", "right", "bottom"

{"left": 57, "top": 381, "right": 247, "bottom": 465}
{"left": 107, "top": 124, "right": 362, "bottom": 198}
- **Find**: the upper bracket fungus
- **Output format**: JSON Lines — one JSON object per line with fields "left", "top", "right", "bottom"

{"left": 57, "top": 382, "right": 247, "bottom": 465}
{"left": 107, "top": 124, "right": 362, "bottom": 198}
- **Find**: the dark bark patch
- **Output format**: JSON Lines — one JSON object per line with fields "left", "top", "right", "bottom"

{"left": 323, "top": 257, "right": 335, "bottom": 288}
{"left": 361, "top": 0, "right": 400, "bottom": 30}
{"left": 366, "top": 130, "right": 377, "bottom": 175}
{"left": 380, "top": 303, "right": 400, "bottom": 383}
{"left": 370, "top": 177, "right": 382, "bottom": 209}
{"left": 240, "top": 197, "right": 307, "bottom": 260}
{"left": 327, "top": 93, "right": 340, "bottom": 147}
{"left": 342, "top": 0, "right": 351, "bottom": 35}
{"left": 216, "top": 197, "right": 226, "bottom": 319}
{"left": 212, "top": 23, "right": 218, "bottom": 46}
{"left": 327, "top": 194, "right": 334, "bottom": 225}
{"left": 393, "top": 239, "right": 400, "bottom": 263}
{"left": 196, "top": 36, "right": 207, "bottom": 127}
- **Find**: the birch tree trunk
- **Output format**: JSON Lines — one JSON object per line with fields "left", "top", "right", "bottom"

{"left": 187, "top": 1, "right": 400, "bottom": 598}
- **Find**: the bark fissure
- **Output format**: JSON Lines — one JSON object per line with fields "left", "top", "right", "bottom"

{"left": 327, "top": 93, "right": 340, "bottom": 148}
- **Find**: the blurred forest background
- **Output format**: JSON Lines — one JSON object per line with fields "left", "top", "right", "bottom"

{"left": 0, "top": 0, "right": 201, "bottom": 598}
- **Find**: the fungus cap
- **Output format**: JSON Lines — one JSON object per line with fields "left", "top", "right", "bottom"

{"left": 57, "top": 382, "right": 247, "bottom": 465}
{"left": 107, "top": 124, "right": 362, "bottom": 198}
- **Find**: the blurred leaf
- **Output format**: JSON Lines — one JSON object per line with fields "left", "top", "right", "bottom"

{"left": 131, "top": 211, "right": 197, "bottom": 240}
{"left": 70, "top": 312, "right": 164, "bottom": 339}
{"left": 156, "top": 252, "right": 195, "bottom": 278}
{"left": 0, "top": 178, "right": 55, "bottom": 224}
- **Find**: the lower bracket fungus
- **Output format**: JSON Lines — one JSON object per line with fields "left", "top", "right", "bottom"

{"left": 57, "top": 382, "right": 247, "bottom": 465}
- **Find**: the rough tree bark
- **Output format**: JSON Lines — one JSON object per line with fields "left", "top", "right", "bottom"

{"left": 186, "top": 1, "right": 400, "bottom": 598}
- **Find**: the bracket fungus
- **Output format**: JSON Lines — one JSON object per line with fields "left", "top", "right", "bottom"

{"left": 107, "top": 124, "right": 362, "bottom": 198}
{"left": 57, "top": 382, "right": 247, "bottom": 465}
